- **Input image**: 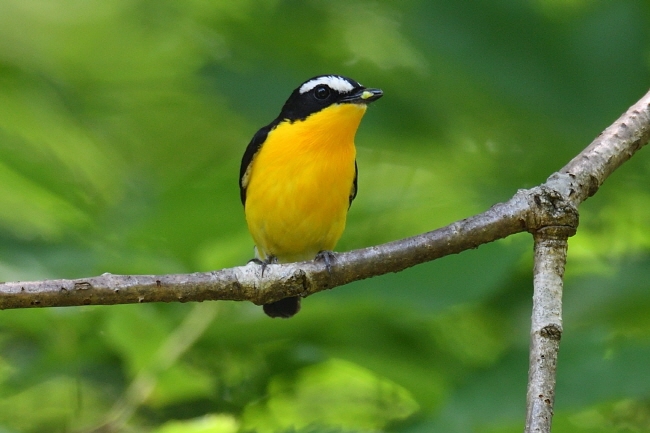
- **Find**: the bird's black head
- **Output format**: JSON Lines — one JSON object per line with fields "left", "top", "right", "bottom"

{"left": 278, "top": 75, "right": 383, "bottom": 122}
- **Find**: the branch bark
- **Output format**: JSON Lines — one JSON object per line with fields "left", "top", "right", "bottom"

{"left": 525, "top": 229, "right": 570, "bottom": 433}
{"left": 1, "top": 90, "right": 649, "bottom": 433}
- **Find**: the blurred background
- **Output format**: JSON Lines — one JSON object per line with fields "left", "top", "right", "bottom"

{"left": 0, "top": 0, "right": 649, "bottom": 432}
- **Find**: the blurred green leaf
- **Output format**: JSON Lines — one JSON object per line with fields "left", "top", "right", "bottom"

{"left": 153, "top": 414, "right": 239, "bottom": 433}
{"left": 0, "top": 0, "right": 649, "bottom": 432}
{"left": 241, "top": 358, "right": 419, "bottom": 433}
{"left": 103, "top": 305, "right": 173, "bottom": 375}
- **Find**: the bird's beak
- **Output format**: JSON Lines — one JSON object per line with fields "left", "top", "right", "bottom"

{"left": 340, "top": 88, "right": 383, "bottom": 104}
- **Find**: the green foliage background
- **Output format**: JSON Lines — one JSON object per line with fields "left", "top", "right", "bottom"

{"left": 0, "top": 0, "right": 649, "bottom": 432}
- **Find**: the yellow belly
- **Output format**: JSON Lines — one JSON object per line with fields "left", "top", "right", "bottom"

{"left": 245, "top": 103, "right": 366, "bottom": 263}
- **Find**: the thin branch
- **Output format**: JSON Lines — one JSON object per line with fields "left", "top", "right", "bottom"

{"left": 0, "top": 191, "right": 532, "bottom": 309}
{"left": 525, "top": 229, "right": 569, "bottom": 433}
{"left": 548, "top": 89, "right": 650, "bottom": 205}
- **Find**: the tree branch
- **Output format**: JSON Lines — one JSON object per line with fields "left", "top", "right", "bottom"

{"left": 0, "top": 91, "right": 649, "bottom": 310}
{"left": 525, "top": 228, "right": 570, "bottom": 433}
{"left": 549, "top": 89, "right": 650, "bottom": 206}
{"left": 0, "top": 191, "right": 531, "bottom": 309}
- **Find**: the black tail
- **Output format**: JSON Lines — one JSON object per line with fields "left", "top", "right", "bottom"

{"left": 263, "top": 296, "right": 301, "bottom": 318}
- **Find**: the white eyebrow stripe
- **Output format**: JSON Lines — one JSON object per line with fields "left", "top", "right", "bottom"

{"left": 299, "top": 76, "right": 356, "bottom": 94}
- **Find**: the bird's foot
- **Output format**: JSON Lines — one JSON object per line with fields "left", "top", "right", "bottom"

{"left": 315, "top": 250, "right": 336, "bottom": 275}
{"left": 247, "top": 256, "right": 300, "bottom": 318}
{"left": 248, "top": 256, "right": 277, "bottom": 277}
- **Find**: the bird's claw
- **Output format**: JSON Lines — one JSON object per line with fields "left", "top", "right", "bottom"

{"left": 315, "top": 250, "right": 336, "bottom": 275}
{"left": 248, "top": 256, "right": 277, "bottom": 277}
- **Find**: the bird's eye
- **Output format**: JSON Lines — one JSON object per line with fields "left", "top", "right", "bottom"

{"left": 314, "top": 85, "right": 331, "bottom": 100}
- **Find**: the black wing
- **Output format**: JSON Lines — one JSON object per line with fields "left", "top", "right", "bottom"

{"left": 239, "top": 125, "right": 273, "bottom": 205}
{"left": 349, "top": 160, "right": 358, "bottom": 208}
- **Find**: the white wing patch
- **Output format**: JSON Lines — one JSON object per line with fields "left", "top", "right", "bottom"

{"left": 299, "top": 76, "right": 356, "bottom": 94}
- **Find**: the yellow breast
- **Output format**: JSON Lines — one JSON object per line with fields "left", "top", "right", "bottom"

{"left": 245, "top": 103, "right": 367, "bottom": 263}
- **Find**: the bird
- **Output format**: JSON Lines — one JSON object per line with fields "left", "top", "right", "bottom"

{"left": 239, "top": 75, "right": 383, "bottom": 318}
